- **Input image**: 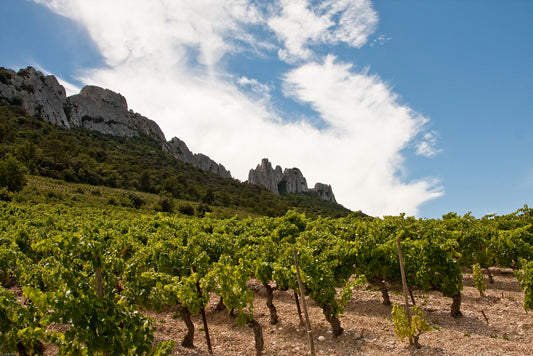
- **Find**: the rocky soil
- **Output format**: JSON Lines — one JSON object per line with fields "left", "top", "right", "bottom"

{"left": 149, "top": 268, "right": 532, "bottom": 355}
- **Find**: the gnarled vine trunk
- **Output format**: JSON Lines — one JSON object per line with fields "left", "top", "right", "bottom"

{"left": 322, "top": 303, "right": 343, "bottom": 337}
{"left": 216, "top": 296, "right": 225, "bottom": 310}
{"left": 371, "top": 278, "right": 391, "bottom": 305}
{"left": 263, "top": 282, "right": 278, "bottom": 324}
{"left": 180, "top": 306, "right": 195, "bottom": 348}
{"left": 450, "top": 293, "right": 462, "bottom": 318}
{"left": 485, "top": 267, "right": 494, "bottom": 284}
{"left": 248, "top": 318, "right": 264, "bottom": 356}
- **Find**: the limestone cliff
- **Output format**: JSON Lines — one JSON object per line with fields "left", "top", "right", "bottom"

{"left": 311, "top": 183, "right": 336, "bottom": 203}
{"left": 248, "top": 158, "right": 284, "bottom": 194}
{"left": 248, "top": 158, "right": 336, "bottom": 203}
{"left": 65, "top": 86, "right": 165, "bottom": 141}
{"left": 0, "top": 66, "right": 231, "bottom": 178}
{"left": 0, "top": 67, "right": 70, "bottom": 127}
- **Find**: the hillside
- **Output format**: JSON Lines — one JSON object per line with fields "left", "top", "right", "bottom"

{"left": 0, "top": 103, "right": 351, "bottom": 217}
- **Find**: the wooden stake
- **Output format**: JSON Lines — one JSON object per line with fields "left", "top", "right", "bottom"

{"left": 396, "top": 238, "right": 413, "bottom": 345}
{"left": 293, "top": 249, "right": 316, "bottom": 356}
{"left": 294, "top": 290, "right": 304, "bottom": 326}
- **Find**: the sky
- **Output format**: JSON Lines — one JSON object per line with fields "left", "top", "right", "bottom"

{"left": 1, "top": 0, "right": 532, "bottom": 218}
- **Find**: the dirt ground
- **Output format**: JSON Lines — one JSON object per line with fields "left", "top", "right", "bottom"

{"left": 148, "top": 268, "right": 532, "bottom": 356}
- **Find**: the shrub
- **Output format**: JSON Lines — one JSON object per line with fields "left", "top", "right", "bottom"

{"left": 178, "top": 203, "right": 195, "bottom": 216}
{"left": 0, "top": 154, "right": 26, "bottom": 192}
{"left": 196, "top": 203, "right": 212, "bottom": 217}
{"left": 157, "top": 196, "right": 174, "bottom": 213}
{"left": 128, "top": 193, "right": 145, "bottom": 209}
{"left": 0, "top": 187, "right": 11, "bottom": 201}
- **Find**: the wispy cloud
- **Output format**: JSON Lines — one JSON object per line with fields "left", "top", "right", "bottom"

{"left": 283, "top": 55, "right": 443, "bottom": 213}
{"left": 416, "top": 131, "right": 442, "bottom": 157}
{"left": 370, "top": 34, "right": 391, "bottom": 47}
{"left": 267, "top": 0, "right": 378, "bottom": 62}
{"left": 31, "top": 0, "right": 442, "bottom": 216}
{"left": 237, "top": 76, "right": 272, "bottom": 98}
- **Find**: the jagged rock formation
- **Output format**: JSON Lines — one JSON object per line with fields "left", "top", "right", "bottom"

{"left": 312, "top": 183, "right": 336, "bottom": 203}
{"left": 0, "top": 67, "right": 164, "bottom": 141}
{"left": 248, "top": 158, "right": 336, "bottom": 203}
{"left": 0, "top": 66, "right": 231, "bottom": 178}
{"left": 0, "top": 67, "right": 70, "bottom": 127}
{"left": 248, "top": 158, "right": 284, "bottom": 194}
{"left": 281, "top": 168, "right": 308, "bottom": 194}
{"left": 164, "top": 137, "right": 231, "bottom": 178}
{"left": 65, "top": 86, "right": 166, "bottom": 141}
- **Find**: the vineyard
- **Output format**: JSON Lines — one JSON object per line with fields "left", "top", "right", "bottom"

{"left": 1, "top": 200, "right": 532, "bottom": 355}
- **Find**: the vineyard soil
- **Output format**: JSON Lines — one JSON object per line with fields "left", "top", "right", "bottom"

{"left": 143, "top": 268, "right": 531, "bottom": 355}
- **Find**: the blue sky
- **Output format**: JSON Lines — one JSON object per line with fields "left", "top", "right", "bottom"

{"left": 1, "top": 0, "right": 532, "bottom": 218}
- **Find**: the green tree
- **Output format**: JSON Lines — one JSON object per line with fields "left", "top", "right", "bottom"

{"left": 139, "top": 170, "right": 152, "bottom": 192}
{"left": 0, "top": 154, "right": 26, "bottom": 192}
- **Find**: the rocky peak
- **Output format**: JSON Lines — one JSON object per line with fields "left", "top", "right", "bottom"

{"left": 248, "top": 158, "right": 336, "bottom": 202}
{"left": 0, "top": 67, "right": 70, "bottom": 127}
{"left": 164, "top": 137, "right": 231, "bottom": 178}
{"left": 1, "top": 66, "right": 233, "bottom": 180}
{"left": 248, "top": 158, "right": 284, "bottom": 194}
{"left": 0, "top": 67, "right": 165, "bottom": 142}
{"left": 312, "top": 183, "right": 337, "bottom": 203}
{"left": 65, "top": 85, "right": 166, "bottom": 142}
{"left": 280, "top": 168, "right": 308, "bottom": 194}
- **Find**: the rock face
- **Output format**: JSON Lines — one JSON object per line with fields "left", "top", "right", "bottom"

{"left": 248, "top": 158, "right": 336, "bottom": 202}
{"left": 311, "top": 183, "right": 336, "bottom": 203}
{"left": 281, "top": 168, "right": 308, "bottom": 194}
{"left": 0, "top": 67, "right": 164, "bottom": 141}
{"left": 65, "top": 86, "right": 166, "bottom": 141}
{"left": 0, "top": 67, "right": 70, "bottom": 127}
{"left": 248, "top": 158, "right": 284, "bottom": 194}
{"left": 0, "top": 66, "right": 232, "bottom": 178}
{"left": 164, "top": 138, "right": 231, "bottom": 178}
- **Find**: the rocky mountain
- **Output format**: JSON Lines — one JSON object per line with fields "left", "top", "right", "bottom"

{"left": 0, "top": 67, "right": 70, "bottom": 128}
{"left": 0, "top": 66, "right": 338, "bottom": 203}
{"left": 65, "top": 85, "right": 166, "bottom": 141}
{"left": 0, "top": 66, "right": 228, "bottom": 177}
{"left": 248, "top": 158, "right": 336, "bottom": 203}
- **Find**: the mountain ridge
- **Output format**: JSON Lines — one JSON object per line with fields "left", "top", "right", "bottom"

{"left": 0, "top": 66, "right": 336, "bottom": 203}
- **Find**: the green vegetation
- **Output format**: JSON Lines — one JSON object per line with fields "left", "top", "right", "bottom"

{"left": 0, "top": 153, "right": 26, "bottom": 192}
{"left": 392, "top": 303, "right": 432, "bottom": 348}
{"left": 472, "top": 263, "right": 487, "bottom": 297}
{"left": 515, "top": 259, "right": 533, "bottom": 313}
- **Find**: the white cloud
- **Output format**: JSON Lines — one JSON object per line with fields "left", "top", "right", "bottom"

{"left": 31, "top": 0, "right": 442, "bottom": 216}
{"left": 370, "top": 34, "right": 391, "bottom": 47}
{"left": 237, "top": 76, "right": 272, "bottom": 98}
{"left": 268, "top": 0, "right": 378, "bottom": 62}
{"left": 33, "top": 0, "right": 262, "bottom": 68}
{"left": 416, "top": 131, "right": 442, "bottom": 157}
{"left": 283, "top": 55, "right": 443, "bottom": 214}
